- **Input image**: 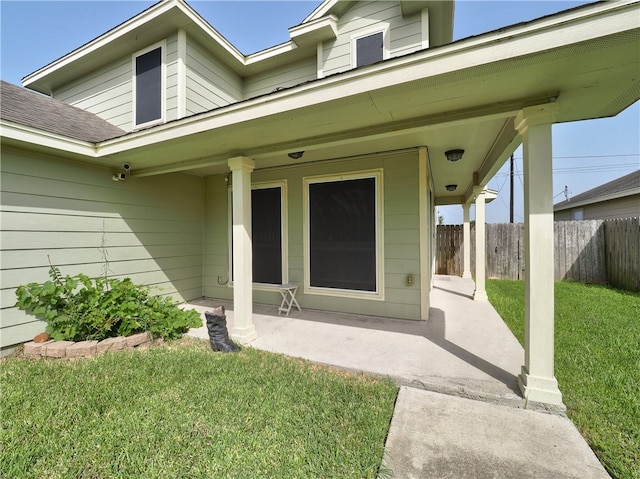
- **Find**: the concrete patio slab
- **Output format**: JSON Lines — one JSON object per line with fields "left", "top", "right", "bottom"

{"left": 187, "top": 275, "right": 524, "bottom": 403}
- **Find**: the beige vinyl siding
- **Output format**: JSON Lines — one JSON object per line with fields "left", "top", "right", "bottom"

{"left": 554, "top": 210, "right": 573, "bottom": 221}
{"left": 54, "top": 57, "right": 133, "bottom": 131}
{"left": 165, "top": 33, "right": 179, "bottom": 122}
{"left": 390, "top": 12, "right": 423, "bottom": 55}
{"left": 555, "top": 195, "right": 640, "bottom": 221}
{"left": 0, "top": 147, "right": 204, "bottom": 349}
{"left": 582, "top": 196, "right": 640, "bottom": 219}
{"left": 185, "top": 39, "right": 242, "bottom": 116}
{"left": 203, "top": 152, "right": 423, "bottom": 320}
{"left": 203, "top": 176, "right": 233, "bottom": 301}
{"left": 54, "top": 35, "right": 179, "bottom": 129}
{"left": 321, "top": 1, "right": 423, "bottom": 77}
{"left": 244, "top": 57, "right": 318, "bottom": 99}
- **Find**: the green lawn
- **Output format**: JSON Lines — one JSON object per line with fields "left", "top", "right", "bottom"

{"left": 486, "top": 280, "right": 640, "bottom": 479}
{"left": 0, "top": 340, "right": 398, "bottom": 479}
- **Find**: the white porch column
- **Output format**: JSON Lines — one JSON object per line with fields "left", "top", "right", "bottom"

{"left": 462, "top": 203, "right": 472, "bottom": 279}
{"left": 515, "top": 104, "right": 563, "bottom": 405}
{"left": 473, "top": 190, "right": 488, "bottom": 301}
{"left": 228, "top": 156, "right": 258, "bottom": 343}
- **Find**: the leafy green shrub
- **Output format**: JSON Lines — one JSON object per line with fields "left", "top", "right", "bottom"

{"left": 15, "top": 266, "right": 202, "bottom": 341}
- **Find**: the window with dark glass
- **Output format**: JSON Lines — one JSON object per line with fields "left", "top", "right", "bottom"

{"left": 356, "top": 32, "right": 384, "bottom": 67}
{"left": 251, "top": 187, "right": 283, "bottom": 284}
{"left": 135, "top": 47, "right": 162, "bottom": 125}
{"left": 308, "top": 177, "right": 377, "bottom": 292}
{"left": 230, "top": 186, "right": 283, "bottom": 285}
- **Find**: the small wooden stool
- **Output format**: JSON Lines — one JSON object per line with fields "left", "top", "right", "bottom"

{"left": 278, "top": 283, "right": 301, "bottom": 316}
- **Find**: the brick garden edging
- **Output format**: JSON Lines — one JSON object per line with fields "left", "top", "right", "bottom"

{"left": 23, "top": 332, "right": 163, "bottom": 359}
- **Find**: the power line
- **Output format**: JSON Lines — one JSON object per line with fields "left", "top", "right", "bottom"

{"left": 511, "top": 154, "right": 639, "bottom": 160}
{"left": 492, "top": 162, "right": 638, "bottom": 178}
{"left": 551, "top": 154, "right": 639, "bottom": 159}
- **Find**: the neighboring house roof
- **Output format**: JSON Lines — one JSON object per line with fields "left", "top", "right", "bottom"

{"left": 0, "top": 80, "right": 125, "bottom": 143}
{"left": 554, "top": 169, "right": 640, "bottom": 211}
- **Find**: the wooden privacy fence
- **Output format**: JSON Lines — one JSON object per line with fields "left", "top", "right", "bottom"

{"left": 436, "top": 218, "right": 639, "bottom": 291}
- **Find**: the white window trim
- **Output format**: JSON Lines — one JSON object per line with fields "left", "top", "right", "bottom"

{"left": 350, "top": 25, "right": 390, "bottom": 69}
{"left": 227, "top": 180, "right": 289, "bottom": 290}
{"left": 303, "top": 169, "right": 385, "bottom": 301}
{"left": 421, "top": 8, "right": 430, "bottom": 49}
{"left": 132, "top": 41, "right": 166, "bottom": 130}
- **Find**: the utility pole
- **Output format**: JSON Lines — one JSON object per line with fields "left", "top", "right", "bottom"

{"left": 509, "top": 154, "right": 514, "bottom": 223}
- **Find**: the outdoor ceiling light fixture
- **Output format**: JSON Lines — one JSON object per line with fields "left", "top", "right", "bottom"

{"left": 445, "top": 184, "right": 457, "bottom": 191}
{"left": 288, "top": 151, "right": 305, "bottom": 159}
{"left": 445, "top": 149, "right": 465, "bottom": 162}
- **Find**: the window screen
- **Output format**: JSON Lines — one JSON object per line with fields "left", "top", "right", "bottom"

{"left": 252, "top": 187, "right": 283, "bottom": 284}
{"left": 356, "top": 32, "right": 384, "bottom": 68}
{"left": 309, "top": 177, "right": 377, "bottom": 292}
{"left": 135, "top": 47, "right": 162, "bottom": 125}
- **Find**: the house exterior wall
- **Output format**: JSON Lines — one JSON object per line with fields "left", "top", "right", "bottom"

{"left": 47, "top": 1, "right": 428, "bottom": 129}
{"left": 321, "top": 1, "right": 423, "bottom": 77}
{"left": 244, "top": 57, "right": 318, "bottom": 99}
{"left": 185, "top": 38, "right": 243, "bottom": 116}
{"left": 554, "top": 194, "right": 640, "bottom": 220}
{"left": 203, "top": 151, "right": 426, "bottom": 320}
{"left": 54, "top": 56, "right": 133, "bottom": 131}
{"left": 53, "top": 34, "right": 181, "bottom": 132}
{"left": 166, "top": 33, "right": 180, "bottom": 122}
{"left": 0, "top": 147, "right": 204, "bottom": 349}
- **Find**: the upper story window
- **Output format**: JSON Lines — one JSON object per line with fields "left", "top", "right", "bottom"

{"left": 133, "top": 43, "right": 164, "bottom": 128}
{"left": 353, "top": 30, "right": 387, "bottom": 68}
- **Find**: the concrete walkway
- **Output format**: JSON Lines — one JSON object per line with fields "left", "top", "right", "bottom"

{"left": 186, "top": 275, "right": 610, "bottom": 478}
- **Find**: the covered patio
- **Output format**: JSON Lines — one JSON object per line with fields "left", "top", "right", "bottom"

{"left": 187, "top": 274, "right": 524, "bottom": 405}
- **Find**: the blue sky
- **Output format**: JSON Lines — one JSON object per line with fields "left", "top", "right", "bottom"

{"left": 1, "top": 1, "right": 638, "bottom": 223}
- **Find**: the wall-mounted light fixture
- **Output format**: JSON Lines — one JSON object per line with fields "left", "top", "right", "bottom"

{"left": 445, "top": 149, "right": 464, "bottom": 162}
{"left": 445, "top": 184, "right": 457, "bottom": 191}
{"left": 288, "top": 151, "right": 304, "bottom": 159}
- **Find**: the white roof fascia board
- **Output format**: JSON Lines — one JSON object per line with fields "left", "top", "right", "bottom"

{"left": 96, "top": 0, "right": 640, "bottom": 157}
{"left": 425, "top": 1, "right": 639, "bottom": 70}
{"left": 23, "top": 0, "right": 245, "bottom": 88}
{"left": 0, "top": 121, "right": 98, "bottom": 157}
{"left": 554, "top": 188, "right": 640, "bottom": 211}
{"left": 245, "top": 41, "right": 299, "bottom": 65}
{"left": 304, "top": 0, "right": 341, "bottom": 23}
{"left": 177, "top": 0, "right": 244, "bottom": 63}
{"left": 289, "top": 15, "right": 338, "bottom": 46}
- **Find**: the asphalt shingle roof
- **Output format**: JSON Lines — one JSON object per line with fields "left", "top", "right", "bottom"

{"left": 554, "top": 169, "right": 640, "bottom": 210}
{"left": 0, "top": 80, "right": 125, "bottom": 143}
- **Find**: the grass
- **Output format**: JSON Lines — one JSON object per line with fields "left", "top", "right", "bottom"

{"left": 0, "top": 339, "right": 398, "bottom": 479}
{"left": 486, "top": 280, "right": 640, "bottom": 479}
